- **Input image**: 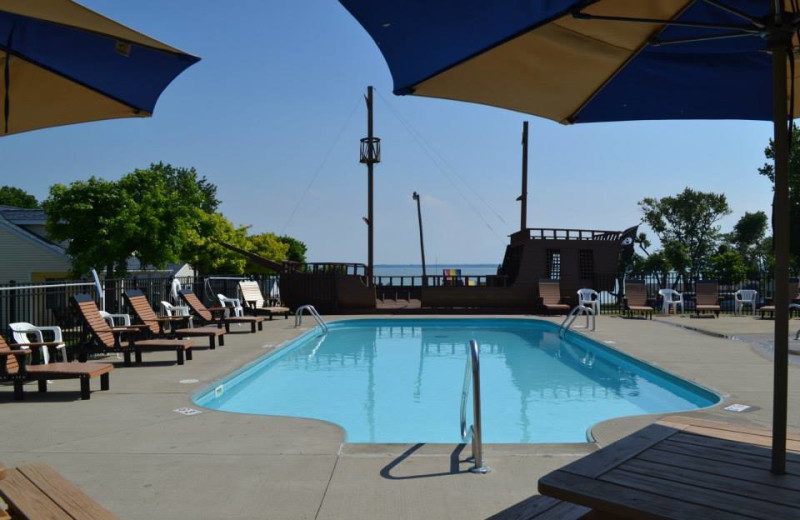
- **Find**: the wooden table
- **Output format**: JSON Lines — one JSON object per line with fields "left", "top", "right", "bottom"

{"left": 538, "top": 418, "right": 800, "bottom": 519}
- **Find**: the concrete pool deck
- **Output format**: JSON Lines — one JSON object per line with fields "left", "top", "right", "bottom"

{"left": 1, "top": 314, "right": 799, "bottom": 519}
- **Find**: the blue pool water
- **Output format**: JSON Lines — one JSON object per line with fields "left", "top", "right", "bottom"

{"left": 195, "top": 319, "right": 720, "bottom": 443}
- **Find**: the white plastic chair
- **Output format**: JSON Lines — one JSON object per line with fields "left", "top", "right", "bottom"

{"left": 161, "top": 301, "right": 194, "bottom": 327}
{"left": 658, "top": 289, "right": 684, "bottom": 315}
{"left": 734, "top": 289, "right": 758, "bottom": 315}
{"left": 99, "top": 310, "right": 131, "bottom": 327}
{"left": 9, "top": 322, "right": 67, "bottom": 364}
{"left": 217, "top": 293, "right": 244, "bottom": 317}
{"left": 576, "top": 288, "right": 599, "bottom": 316}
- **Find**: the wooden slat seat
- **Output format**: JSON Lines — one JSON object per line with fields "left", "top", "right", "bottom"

{"left": 0, "top": 462, "right": 117, "bottom": 519}
{"left": 0, "top": 335, "right": 112, "bottom": 400}
{"left": 72, "top": 294, "right": 193, "bottom": 366}
{"left": 537, "top": 280, "right": 571, "bottom": 315}
{"left": 623, "top": 281, "right": 653, "bottom": 319}
{"left": 238, "top": 281, "right": 291, "bottom": 320}
{"left": 487, "top": 494, "right": 593, "bottom": 520}
{"left": 123, "top": 290, "right": 226, "bottom": 349}
{"left": 179, "top": 289, "right": 264, "bottom": 333}
{"left": 694, "top": 281, "right": 721, "bottom": 317}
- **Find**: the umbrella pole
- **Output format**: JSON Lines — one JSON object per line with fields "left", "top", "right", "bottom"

{"left": 771, "top": 29, "right": 790, "bottom": 475}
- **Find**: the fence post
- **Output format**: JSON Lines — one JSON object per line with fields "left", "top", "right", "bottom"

{"left": 8, "top": 280, "right": 15, "bottom": 323}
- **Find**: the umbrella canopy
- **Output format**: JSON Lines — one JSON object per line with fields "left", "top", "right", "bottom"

{"left": 0, "top": 0, "right": 199, "bottom": 135}
{"left": 340, "top": 1, "right": 797, "bottom": 473}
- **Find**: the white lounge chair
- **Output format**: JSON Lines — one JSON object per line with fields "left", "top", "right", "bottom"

{"left": 734, "top": 289, "right": 758, "bottom": 315}
{"left": 658, "top": 289, "right": 684, "bottom": 315}
{"left": 239, "top": 280, "right": 291, "bottom": 320}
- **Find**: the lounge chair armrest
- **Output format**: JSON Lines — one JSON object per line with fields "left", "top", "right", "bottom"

{"left": 0, "top": 349, "right": 32, "bottom": 357}
{"left": 10, "top": 341, "right": 64, "bottom": 348}
{"left": 0, "top": 349, "right": 31, "bottom": 375}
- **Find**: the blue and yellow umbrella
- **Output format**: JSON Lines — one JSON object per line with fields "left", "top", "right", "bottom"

{"left": 340, "top": 0, "right": 797, "bottom": 472}
{"left": 0, "top": 0, "right": 199, "bottom": 135}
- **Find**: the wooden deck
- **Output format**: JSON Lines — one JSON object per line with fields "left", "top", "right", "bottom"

{"left": 538, "top": 417, "right": 800, "bottom": 519}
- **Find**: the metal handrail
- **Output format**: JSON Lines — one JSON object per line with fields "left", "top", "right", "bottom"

{"left": 460, "top": 339, "right": 489, "bottom": 474}
{"left": 559, "top": 305, "right": 596, "bottom": 337}
{"left": 295, "top": 304, "right": 329, "bottom": 334}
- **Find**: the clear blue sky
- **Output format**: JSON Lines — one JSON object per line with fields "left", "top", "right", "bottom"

{"left": 7, "top": 1, "right": 776, "bottom": 265}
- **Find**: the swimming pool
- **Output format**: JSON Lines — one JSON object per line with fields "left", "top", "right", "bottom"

{"left": 195, "top": 319, "right": 720, "bottom": 443}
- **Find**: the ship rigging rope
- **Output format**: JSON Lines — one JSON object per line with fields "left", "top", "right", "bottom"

{"left": 281, "top": 95, "right": 363, "bottom": 234}
{"left": 374, "top": 88, "right": 511, "bottom": 244}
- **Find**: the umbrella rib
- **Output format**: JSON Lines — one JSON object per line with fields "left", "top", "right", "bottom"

{"left": 572, "top": 12, "right": 760, "bottom": 33}
{"left": 701, "top": 0, "right": 765, "bottom": 28}
{"left": 651, "top": 31, "right": 761, "bottom": 46}
{"left": 566, "top": 1, "right": 699, "bottom": 124}
{"left": 0, "top": 43, "right": 149, "bottom": 114}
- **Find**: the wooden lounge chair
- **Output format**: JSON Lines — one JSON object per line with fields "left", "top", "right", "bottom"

{"left": 123, "top": 289, "right": 226, "bottom": 349}
{"left": 179, "top": 289, "right": 264, "bottom": 333}
{"left": 72, "top": 294, "right": 193, "bottom": 366}
{"left": 623, "top": 280, "right": 653, "bottom": 319}
{"left": 0, "top": 335, "right": 112, "bottom": 400}
{"left": 537, "top": 280, "right": 570, "bottom": 315}
{"left": 238, "top": 280, "right": 290, "bottom": 320}
{"left": 694, "top": 281, "right": 721, "bottom": 317}
{"left": 0, "top": 461, "right": 118, "bottom": 519}
{"left": 759, "top": 281, "right": 800, "bottom": 318}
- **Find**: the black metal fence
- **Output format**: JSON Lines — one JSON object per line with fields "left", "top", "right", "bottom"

{"left": 0, "top": 274, "right": 281, "bottom": 348}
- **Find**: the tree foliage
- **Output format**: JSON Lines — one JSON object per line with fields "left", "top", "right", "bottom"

{"left": 638, "top": 188, "right": 730, "bottom": 280}
{"left": 0, "top": 186, "right": 39, "bottom": 208}
{"left": 246, "top": 233, "right": 290, "bottom": 274}
{"left": 44, "top": 177, "right": 135, "bottom": 277}
{"left": 45, "top": 164, "right": 218, "bottom": 277}
{"left": 180, "top": 212, "right": 248, "bottom": 275}
{"left": 758, "top": 123, "right": 800, "bottom": 262}
{"left": 277, "top": 235, "right": 307, "bottom": 264}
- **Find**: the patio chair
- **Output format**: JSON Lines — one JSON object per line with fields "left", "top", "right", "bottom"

{"left": 217, "top": 293, "right": 244, "bottom": 317}
{"left": 72, "top": 294, "right": 193, "bottom": 366}
{"left": 0, "top": 461, "right": 119, "bottom": 519}
{"left": 537, "top": 280, "right": 570, "bottom": 314}
{"left": 657, "top": 288, "right": 684, "bottom": 315}
{"left": 759, "top": 281, "right": 800, "bottom": 318}
{"left": 694, "top": 281, "right": 721, "bottom": 317}
{"left": 734, "top": 289, "right": 758, "bottom": 315}
{"left": 0, "top": 334, "right": 112, "bottom": 400}
{"left": 9, "top": 322, "right": 67, "bottom": 364}
{"left": 576, "top": 288, "right": 599, "bottom": 316}
{"left": 623, "top": 281, "right": 653, "bottom": 319}
{"left": 160, "top": 300, "right": 191, "bottom": 318}
{"left": 238, "top": 280, "right": 291, "bottom": 320}
{"left": 123, "top": 290, "right": 225, "bottom": 349}
{"left": 179, "top": 289, "right": 264, "bottom": 333}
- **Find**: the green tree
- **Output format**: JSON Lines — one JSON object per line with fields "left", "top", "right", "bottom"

{"left": 277, "top": 235, "right": 307, "bottom": 264}
{"left": 181, "top": 212, "right": 248, "bottom": 275}
{"left": 728, "top": 211, "right": 768, "bottom": 278}
{"left": 44, "top": 164, "right": 219, "bottom": 277}
{"left": 0, "top": 186, "right": 39, "bottom": 208}
{"left": 758, "top": 124, "right": 800, "bottom": 262}
{"left": 245, "top": 233, "right": 290, "bottom": 274}
{"left": 708, "top": 249, "right": 748, "bottom": 283}
{"left": 44, "top": 177, "right": 135, "bottom": 277}
{"left": 639, "top": 188, "right": 731, "bottom": 281}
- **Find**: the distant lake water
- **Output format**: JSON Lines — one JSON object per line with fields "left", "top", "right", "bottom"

{"left": 373, "top": 264, "right": 498, "bottom": 278}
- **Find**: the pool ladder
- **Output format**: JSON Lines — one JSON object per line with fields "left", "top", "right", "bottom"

{"left": 461, "top": 339, "right": 489, "bottom": 474}
{"left": 559, "top": 305, "right": 596, "bottom": 338}
{"left": 295, "top": 305, "right": 329, "bottom": 334}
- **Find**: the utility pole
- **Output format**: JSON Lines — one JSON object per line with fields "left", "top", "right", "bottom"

{"left": 360, "top": 86, "right": 381, "bottom": 285}
{"left": 518, "top": 121, "right": 529, "bottom": 232}
{"left": 412, "top": 191, "right": 427, "bottom": 285}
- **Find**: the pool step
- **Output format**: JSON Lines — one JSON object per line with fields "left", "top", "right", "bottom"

{"left": 487, "top": 495, "right": 593, "bottom": 520}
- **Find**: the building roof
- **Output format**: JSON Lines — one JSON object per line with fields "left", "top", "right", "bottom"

{"left": 0, "top": 205, "right": 47, "bottom": 224}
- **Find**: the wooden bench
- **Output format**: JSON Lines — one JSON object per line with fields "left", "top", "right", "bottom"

{"left": 0, "top": 462, "right": 117, "bottom": 519}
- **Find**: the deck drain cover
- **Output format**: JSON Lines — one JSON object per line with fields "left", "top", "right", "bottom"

{"left": 174, "top": 407, "right": 203, "bottom": 416}
{"left": 724, "top": 404, "right": 751, "bottom": 412}
{"left": 179, "top": 379, "right": 199, "bottom": 384}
